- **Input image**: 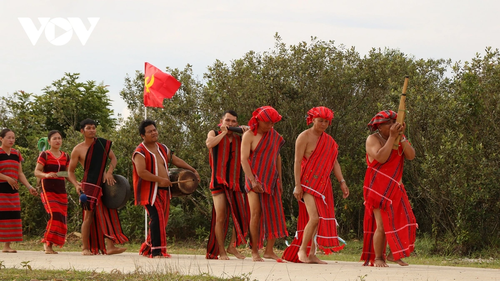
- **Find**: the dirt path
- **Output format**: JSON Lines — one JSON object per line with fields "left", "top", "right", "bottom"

{"left": 1, "top": 251, "right": 498, "bottom": 281}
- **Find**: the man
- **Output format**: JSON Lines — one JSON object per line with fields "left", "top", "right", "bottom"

{"left": 206, "top": 110, "right": 249, "bottom": 260}
{"left": 282, "top": 107, "right": 350, "bottom": 263}
{"left": 361, "top": 110, "right": 417, "bottom": 267}
{"left": 132, "top": 119, "right": 199, "bottom": 258}
{"left": 240, "top": 106, "right": 287, "bottom": 262}
{"left": 68, "top": 119, "right": 128, "bottom": 255}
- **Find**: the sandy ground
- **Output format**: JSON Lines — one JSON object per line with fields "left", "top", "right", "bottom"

{"left": 1, "top": 251, "right": 499, "bottom": 281}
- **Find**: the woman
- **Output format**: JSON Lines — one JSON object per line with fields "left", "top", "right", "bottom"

{"left": 34, "top": 130, "right": 70, "bottom": 254}
{"left": 0, "top": 128, "right": 38, "bottom": 253}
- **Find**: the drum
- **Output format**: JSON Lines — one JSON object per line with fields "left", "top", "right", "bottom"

{"left": 102, "top": 175, "right": 132, "bottom": 209}
{"left": 167, "top": 168, "right": 199, "bottom": 197}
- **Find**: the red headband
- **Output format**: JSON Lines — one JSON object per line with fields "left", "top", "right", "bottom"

{"left": 306, "top": 106, "right": 334, "bottom": 125}
{"left": 367, "top": 110, "right": 397, "bottom": 131}
{"left": 248, "top": 106, "right": 282, "bottom": 135}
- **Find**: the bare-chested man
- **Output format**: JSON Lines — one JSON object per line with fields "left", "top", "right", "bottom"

{"left": 132, "top": 119, "right": 199, "bottom": 258}
{"left": 282, "top": 107, "right": 349, "bottom": 263}
{"left": 68, "top": 119, "right": 128, "bottom": 255}
{"left": 206, "top": 110, "right": 250, "bottom": 260}
{"left": 240, "top": 106, "right": 287, "bottom": 262}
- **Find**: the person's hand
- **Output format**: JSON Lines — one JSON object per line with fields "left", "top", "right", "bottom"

{"left": 340, "top": 182, "right": 349, "bottom": 199}
{"left": 159, "top": 177, "right": 172, "bottom": 187}
{"left": 45, "top": 172, "right": 58, "bottom": 178}
{"left": 103, "top": 173, "right": 116, "bottom": 185}
{"left": 240, "top": 125, "right": 250, "bottom": 133}
{"left": 75, "top": 182, "right": 82, "bottom": 196}
{"left": 7, "top": 177, "right": 18, "bottom": 190}
{"left": 251, "top": 180, "right": 264, "bottom": 193}
{"left": 293, "top": 185, "right": 304, "bottom": 201}
{"left": 389, "top": 122, "right": 403, "bottom": 138}
{"left": 28, "top": 187, "right": 38, "bottom": 196}
{"left": 220, "top": 125, "right": 228, "bottom": 134}
{"left": 193, "top": 170, "right": 200, "bottom": 181}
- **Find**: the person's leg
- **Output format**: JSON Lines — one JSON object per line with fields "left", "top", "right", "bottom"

{"left": 145, "top": 204, "right": 162, "bottom": 257}
{"left": 248, "top": 191, "right": 263, "bottom": 261}
{"left": 2, "top": 242, "right": 16, "bottom": 253}
{"left": 372, "top": 208, "right": 388, "bottom": 267}
{"left": 81, "top": 210, "right": 94, "bottom": 255}
{"left": 227, "top": 227, "right": 245, "bottom": 259}
{"left": 296, "top": 193, "right": 319, "bottom": 262}
{"left": 212, "top": 193, "right": 230, "bottom": 260}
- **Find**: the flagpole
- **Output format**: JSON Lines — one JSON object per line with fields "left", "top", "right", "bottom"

{"left": 144, "top": 106, "right": 148, "bottom": 241}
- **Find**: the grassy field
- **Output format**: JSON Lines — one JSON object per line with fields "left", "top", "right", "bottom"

{"left": 1, "top": 234, "right": 498, "bottom": 280}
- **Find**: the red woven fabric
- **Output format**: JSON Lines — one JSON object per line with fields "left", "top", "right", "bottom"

{"left": 306, "top": 106, "right": 334, "bottom": 125}
{"left": 245, "top": 128, "right": 287, "bottom": 248}
{"left": 133, "top": 142, "right": 171, "bottom": 205}
{"left": 248, "top": 106, "right": 282, "bottom": 135}
{"left": 206, "top": 131, "right": 249, "bottom": 259}
{"left": 209, "top": 131, "right": 243, "bottom": 192}
{"left": 139, "top": 190, "right": 171, "bottom": 258}
{"left": 282, "top": 133, "right": 345, "bottom": 262}
{"left": 367, "top": 110, "right": 397, "bottom": 131}
{"left": 360, "top": 145, "right": 417, "bottom": 265}
{"left": 39, "top": 151, "right": 69, "bottom": 247}
{"left": 82, "top": 138, "right": 128, "bottom": 255}
{"left": 0, "top": 148, "right": 23, "bottom": 242}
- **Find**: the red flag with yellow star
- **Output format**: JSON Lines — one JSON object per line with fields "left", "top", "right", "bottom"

{"left": 143, "top": 62, "right": 181, "bottom": 108}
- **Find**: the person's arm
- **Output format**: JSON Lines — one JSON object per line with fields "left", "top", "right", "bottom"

{"left": 401, "top": 123, "right": 416, "bottom": 160}
{"left": 67, "top": 146, "right": 82, "bottom": 195}
{"left": 206, "top": 128, "right": 227, "bottom": 149}
{"left": 34, "top": 154, "right": 58, "bottom": 179}
{"left": 332, "top": 159, "right": 349, "bottom": 199}
{"left": 366, "top": 124, "right": 399, "bottom": 164}
{"left": 240, "top": 132, "right": 263, "bottom": 193}
{"left": 0, "top": 172, "right": 18, "bottom": 189}
{"left": 293, "top": 132, "right": 307, "bottom": 200}
{"left": 171, "top": 154, "right": 200, "bottom": 181}
{"left": 17, "top": 162, "right": 37, "bottom": 196}
{"left": 133, "top": 154, "right": 171, "bottom": 187}
{"left": 103, "top": 149, "right": 117, "bottom": 185}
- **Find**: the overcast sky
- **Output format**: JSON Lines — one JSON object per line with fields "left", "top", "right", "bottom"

{"left": 1, "top": 0, "right": 498, "bottom": 119}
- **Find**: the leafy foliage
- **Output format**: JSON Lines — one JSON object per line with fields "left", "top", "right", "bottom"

{"left": 2, "top": 37, "right": 499, "bottom": 255}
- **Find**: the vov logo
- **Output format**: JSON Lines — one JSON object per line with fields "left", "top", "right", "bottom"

{"left": 18, "top": 17, "right": 100, "bottom": 46}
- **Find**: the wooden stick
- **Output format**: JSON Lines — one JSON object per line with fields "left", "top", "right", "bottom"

{"left": 393, "top": 76, "right": 409, "bottom": 150}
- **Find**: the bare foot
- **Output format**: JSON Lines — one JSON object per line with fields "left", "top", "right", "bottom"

{"left": 82, "top": 249, "right": 93, "bottom": 255}
{"left": 308, "top": 255, "right": 327, "bottom": 264}
{"left": 2, "top": 243, "right": 17, "bottom": 253}
{"left": 252, "top": 252, "right": 264, "bottom": 262}
{"left": 387, "top": 256, "right": 409, "bottom": 266}
{"left": 227, "top": 247, "right": 245, "bottom": 259}
{"left": 263, "top": 252, "right": 286, "bottom": 263}
{"left": 218, "top": 253, "right": 230, "bottom": 260}
{"left": 44, "top": 244, "right": 58, "bottom": 254}
{"left": 107, "top": 247, "right": 127, "bottom": 255}
{"left": 297, "top": 249, "right": 309, "bottom": 263}
{"left": 374, "top": 258, "right": 388, "bottom": 267}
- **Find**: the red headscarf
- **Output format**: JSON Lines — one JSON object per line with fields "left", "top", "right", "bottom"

{"left": 306, "top": 106, "right": 334, "bottom": 125}
{"left": 248, "top": 106, "right": 282, "bottom": 135}
{"left": 367, "top": 110, "right": 397, "bottom": 131}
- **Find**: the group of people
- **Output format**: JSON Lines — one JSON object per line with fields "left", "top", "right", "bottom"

{"left": 0, "top": 105, "right": 417, "bottom": 267}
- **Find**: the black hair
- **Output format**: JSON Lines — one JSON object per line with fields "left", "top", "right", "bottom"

{"left": 80, "top": 119, "right": 97, "bottom": 130}
{"left": 139, "top": 119, "right": 157, "bottom": 136}
{"left": 48, "top": 130, "right": 62, "bottom": 140}
{"left": 0, "top": 128, "right": 13, "bottom": 138}
{"left": 222, "top": 110, "right": 238, "bottom": 118}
